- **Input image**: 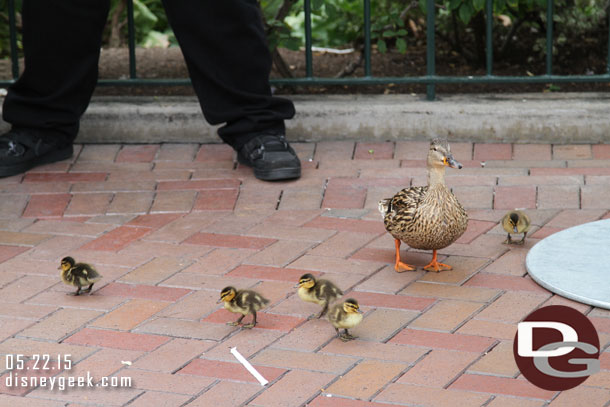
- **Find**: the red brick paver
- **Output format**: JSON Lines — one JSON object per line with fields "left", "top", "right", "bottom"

{"left": 1, "top": 140, "right": 608, "bottom": 406}
{"left": 178, "top": 358, "right": 286, "bottom": 383}
{"left": 64, "top": 327, "right": 170, "bottom": 351}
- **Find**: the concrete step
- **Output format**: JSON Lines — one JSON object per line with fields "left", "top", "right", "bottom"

{"left": 1, "top": 93, "right": 609, "bottom": 144}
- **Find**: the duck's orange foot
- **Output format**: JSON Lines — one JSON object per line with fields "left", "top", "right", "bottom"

{"left": 395, "top": 261, "right": 416, "bottom": 273}
{"left": 423, "top": 260, "right": 452, "bottom": 273}
{"left": 394, "top": 239, "right": 416, "bottom": 273}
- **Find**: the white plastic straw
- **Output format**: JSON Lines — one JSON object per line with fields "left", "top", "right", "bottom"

{"left": 230, "top": 347, "right": 268, "bottom": 386}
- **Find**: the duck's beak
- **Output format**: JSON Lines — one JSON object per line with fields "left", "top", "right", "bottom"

{"left": 57, "top": 265, "right": 61, "bottom": 270}
{"left": 444, "top": 155, "right": 463, "bottom": 169}
{"left": 216, "top": 297, "right": 223, "bottom": 304}
{"left": 513, "top": 226, "right": 519, "bottom": 233}
{"left": 294, "top": 283, "right": 301, "bottom": 288}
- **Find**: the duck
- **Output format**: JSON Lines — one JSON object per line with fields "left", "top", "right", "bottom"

{"left": 379, "top": 138, "right": 468, "bottom": 272}
{"left": 502, "top": 210, "right": 531, "bottom": 245}
{"left": 218, "top": 286, "right": 270, "bottom": 329}
{"left": 295, "top": 273, "right": 343, "bottom": 319}
{"left": 58, "top": 256, "right": 102, "bottom": 296}
{"left": 327, "top": 298, "right": 363, "bottom": 342}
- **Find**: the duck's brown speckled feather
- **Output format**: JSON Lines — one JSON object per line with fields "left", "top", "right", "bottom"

{"left": 381, "top": 183, "right": 468, "bottom": 250}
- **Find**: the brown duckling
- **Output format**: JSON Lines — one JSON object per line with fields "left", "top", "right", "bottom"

{"left": 327, "top": 298, "right": 363, "bottom": 342}
{"left": 58, "top": 256, "right": 102, "bottom": 296}
{"left": 502, "top": 210, "right": 531, "bottom": 245}
{"left": 218, "top": 286, "right": 270, "bottom": 329}
{"left": 295, "top": 273, "right": 343, "bottom": 319}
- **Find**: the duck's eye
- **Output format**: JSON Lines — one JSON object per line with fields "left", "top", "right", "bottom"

{"left": 433, "top": 147, "right": 437, "bottom": 151}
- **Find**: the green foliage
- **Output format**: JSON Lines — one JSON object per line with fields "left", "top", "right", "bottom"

{"left": 287, "top": 0, "right": 364, "bottom": 47}
{"left": 2, "top": 0, "right": 608, "bottom": 73}
{"left": 260, "top": 0, "right": 301, "bottom": 51}
{"left": 537, "top": 0, "right": 607, "bottom": 57}
{"left": 284, "top": 0, "right": 411, "bottom": 54}
{"left": 371, "top": 10, "right": 409, "bottom": 54}
{"left": 107, "top": 0, "right": 176, "bottom": 48}
{"left": 0, "top": 0, "right": 22, "bottom": 58}
{"left": 434, "top": 0, "right": 608, "bottom": 67}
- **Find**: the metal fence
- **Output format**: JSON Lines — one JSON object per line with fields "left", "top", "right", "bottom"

{"left": 2, "top": 0, "right": 610, "bottom": 100}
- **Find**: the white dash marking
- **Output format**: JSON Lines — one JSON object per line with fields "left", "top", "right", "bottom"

{"left": 230, "top": 347, "right": 268, "bottom": 386}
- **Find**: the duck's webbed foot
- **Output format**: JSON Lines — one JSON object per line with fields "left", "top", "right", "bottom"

{"left": 423, "top": 250, "right": 452, "bottom": 273}
{"left": 394, "top": 239, "right": 415, "bottom": 273}
{"left": 227, "top": 314, "right": 245, "bottom": 327}
{"left": 339, "top": 329, "right": 357, "bottom": 342}
{"left": 242, "top": 312, "right": 257, "bottom": 329}
{"left": 503, "top": 233, "right": 513, "bottom": 245}
{"left": 68, "top": 287, "right": 82, "bottom": 296}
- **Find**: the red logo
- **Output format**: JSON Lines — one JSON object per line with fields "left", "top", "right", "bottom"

{"left": 513, "top": 305, "right": 600, "bottom": 391}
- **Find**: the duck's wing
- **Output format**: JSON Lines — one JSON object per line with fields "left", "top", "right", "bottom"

{"left": 237, "top": 290, "right": 270, "bottom": 311}
{"left": 390, "top": 186, "right": 427, "bottom": 212}
{"left": 327, "top": 303, "right": 345, "bottom": 325}
{"left": 72, "top": 263, "right": 101, "bottom": 280}
{"left": 381, "top": 186, "right": 428, "bottom": 228}
{"left": 315, "top": 280, "right": 343, "bottom": 301}
{"left": 518, "top": 211, "right": 532, "bottom": 232}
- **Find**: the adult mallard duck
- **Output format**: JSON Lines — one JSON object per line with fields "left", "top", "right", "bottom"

{"left": 379, "top": 139, "right": 468, "bottom": 272}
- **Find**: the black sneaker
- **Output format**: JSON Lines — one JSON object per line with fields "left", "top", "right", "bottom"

{"left": 237, "top": 133, "right": 301, "bottom": 181}
{"left": 0, "top": 130, "right": 74, "bottom": 178}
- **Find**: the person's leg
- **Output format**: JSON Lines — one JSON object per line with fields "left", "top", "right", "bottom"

{"left": 162, "top": 0, "right": 301, "bottom": 180}
{"left": 0, "top": 0, "right": 110, "bottom": 177}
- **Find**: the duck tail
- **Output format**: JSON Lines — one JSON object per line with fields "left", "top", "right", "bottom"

{"left": 378, "top": 198, "right": 392, "bottom": 217}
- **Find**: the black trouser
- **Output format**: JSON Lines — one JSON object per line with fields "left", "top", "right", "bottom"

{"left": 2, "top": 0, "right": 295, "bottom": 150}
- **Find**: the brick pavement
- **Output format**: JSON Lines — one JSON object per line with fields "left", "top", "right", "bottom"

{"left": 0, "top": 141, "right": 609, "bottom": 406}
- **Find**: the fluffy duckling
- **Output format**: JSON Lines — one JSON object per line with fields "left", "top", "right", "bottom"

{"left": 218, "top": 286, "right": 270, "bottom": 329}
{"left": 327, "top": 298, "right": 363, "bottom": 342}
{"left": 295, "top": 273, "right": 343, "bottom": 319}
{"left": 58, "top": 257, "right": 102, "bottom": 296}
{"left": 502, "top": 210, "right": 531, "bottom": 245}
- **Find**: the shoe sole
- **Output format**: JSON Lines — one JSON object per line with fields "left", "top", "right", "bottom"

{"left": 0, "top": 145, "right": 73, "bottom": 178}
{"left": 237, "top": 155, "right": 301, "bottom": 181}
{"left": 252, "top": 166, "right": 301, "bottom": 181}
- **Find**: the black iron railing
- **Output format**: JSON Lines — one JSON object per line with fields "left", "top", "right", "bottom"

{"left": 2, "top": 0, "right": 610, "bottom": 100}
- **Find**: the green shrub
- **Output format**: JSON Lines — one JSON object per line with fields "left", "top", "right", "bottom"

{"left": 0, "top": 0, "right": 22, "bottom": 59}
{"left": 2, "top": 0, "right": 608, "bottom": 75}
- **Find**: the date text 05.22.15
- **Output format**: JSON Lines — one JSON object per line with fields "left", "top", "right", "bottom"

{"left": 6, "top": 354, "right": 72, "bottom": 371}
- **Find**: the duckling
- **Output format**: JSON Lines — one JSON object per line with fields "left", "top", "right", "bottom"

{"left": 58, "top": 256, "right": 102, "bottom": 296}
{"left": 379, "top": 138, "right": 468, "bottom": 272}
{"left": 327, "top": 298, "right": 363, "bottom": 342}
{"left": 218, "top": 286, "right": 270, "bottom": 329}
{"left": 502, "top": 210, "right": 531, "bottom": 245}
{"left": 295, "top": 273, "right": 343, "bottom": 319}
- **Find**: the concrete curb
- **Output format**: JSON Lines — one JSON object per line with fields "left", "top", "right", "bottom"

{"left": 1, "top": 93, "right": 609, "bottom": 144}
